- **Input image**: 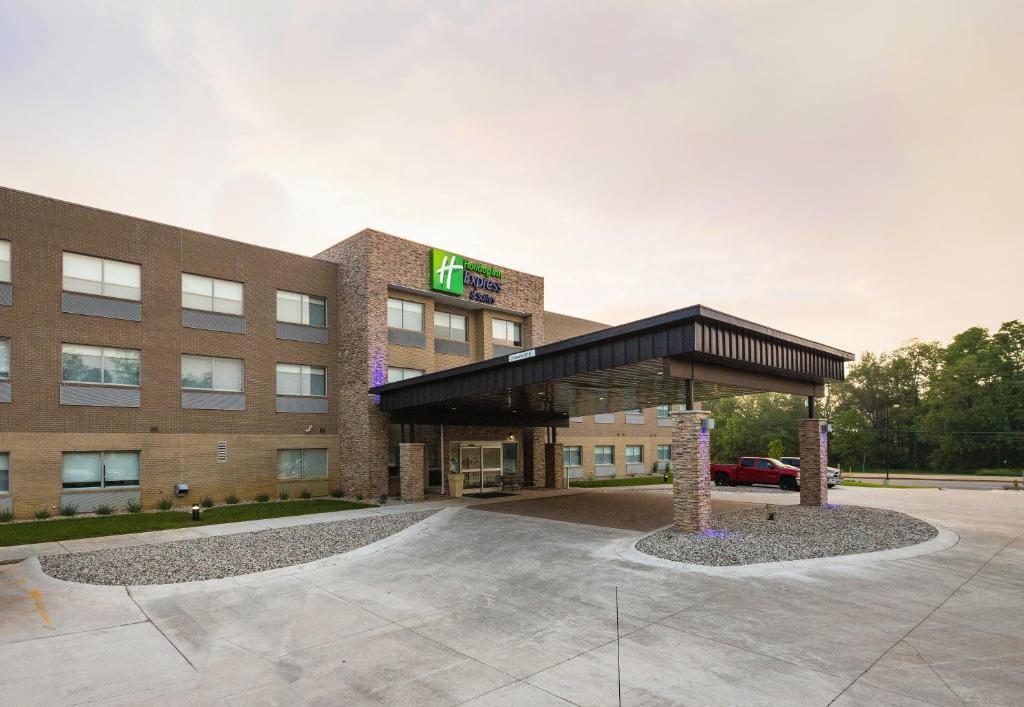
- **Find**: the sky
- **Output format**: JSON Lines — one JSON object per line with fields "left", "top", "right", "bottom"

{"left": 1, "top": 1, "right": 1021, "bottom": 356}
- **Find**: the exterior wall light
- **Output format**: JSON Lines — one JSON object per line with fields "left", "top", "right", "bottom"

{"left": 175, "top": 483, "right": 190, "bottom": 497}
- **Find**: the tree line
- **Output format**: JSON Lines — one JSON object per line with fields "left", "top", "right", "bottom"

{"left": 702, "top": 320, "right": 1023, "bottom": 472}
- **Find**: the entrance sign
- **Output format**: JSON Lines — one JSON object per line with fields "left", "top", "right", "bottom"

{"left": 508, "top": 349, "right": 535, "bottom": 362}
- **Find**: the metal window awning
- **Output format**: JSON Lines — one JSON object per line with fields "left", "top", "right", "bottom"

{"left": 370, "top": 305, "right": 854, "bottom": 427}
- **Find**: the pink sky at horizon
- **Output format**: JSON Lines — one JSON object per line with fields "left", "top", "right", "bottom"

{"left": 1, "top": 1, "right": 1021, "bottom": 358}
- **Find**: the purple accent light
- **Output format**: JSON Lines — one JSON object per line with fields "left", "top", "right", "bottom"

{"left": 701, "top": 529, "right": 736, "bottom": 538}
{"left": 822, "top": 503, "right": 844, "bottom": 510}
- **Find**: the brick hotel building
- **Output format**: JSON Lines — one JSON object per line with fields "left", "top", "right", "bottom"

{"left": 0, "top": 187, "right": 680, "bottom": 518}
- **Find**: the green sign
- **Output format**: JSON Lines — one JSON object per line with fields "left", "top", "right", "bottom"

{"left": 430, "top": 249, "right": 465, "bottom": 295}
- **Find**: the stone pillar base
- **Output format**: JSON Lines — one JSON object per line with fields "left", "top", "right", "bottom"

{"left": 544, "top": 443, "right": 565, "bottom": 489}
{"left": 671, "top": 410, "right": 712, "bottom": 533}
{"left": 399, "top": 442, "right": 425, "bottom": 502}
{"left": 798, "top": 419, "right": 828, "bottom": 506}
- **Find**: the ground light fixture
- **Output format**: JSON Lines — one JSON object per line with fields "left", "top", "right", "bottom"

{"left": 191, "top": 504, "right": 201, "bottom": 521}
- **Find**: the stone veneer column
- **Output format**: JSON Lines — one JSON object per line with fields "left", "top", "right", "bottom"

{"left": 399, "top": 443, "right": 425, "bottom": 502}
{"left": 798, "top": 419, "right": 829, "bottom": 506}
{"left": 544, "top": 443, "right": 565, "bottom": 489}
{"left": 672, "top": 410, "right": 712, "bottom": 533}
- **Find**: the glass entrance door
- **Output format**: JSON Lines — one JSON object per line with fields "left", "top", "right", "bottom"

{"left": 458, "top": 443, "right": 503, "bottom": 492}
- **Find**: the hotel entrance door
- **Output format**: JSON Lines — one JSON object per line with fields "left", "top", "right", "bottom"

{"left": 458, "top": 443, "right": 503, "bottom": 493}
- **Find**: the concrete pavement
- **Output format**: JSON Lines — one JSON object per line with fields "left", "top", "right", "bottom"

{"left": 1, "top": 485, "right": 1022, "bottom": 705}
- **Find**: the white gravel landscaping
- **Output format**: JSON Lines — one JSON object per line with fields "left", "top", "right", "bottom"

{"left": 636, "top": 505, "right": 937, "bottom": 566}
{"left": 40, "top": 510, "right": 437, "bottom": 585}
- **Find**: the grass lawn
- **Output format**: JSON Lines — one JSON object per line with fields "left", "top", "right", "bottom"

{"left": 0, "top": 499, "right": 374, "bottom": 547}
{"left": 841, "top": 480, "right": 921, "bottom": 489}
{"left": 570, "top": 475, "right": 672, "bottom": 488}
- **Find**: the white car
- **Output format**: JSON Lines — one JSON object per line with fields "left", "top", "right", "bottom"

{"left": 779, "top": 457, "right": 842, "bottom": 488}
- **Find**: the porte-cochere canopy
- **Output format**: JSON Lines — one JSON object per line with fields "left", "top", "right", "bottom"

{"left": 371, "top": 305, "right": 855, "bottom": 427}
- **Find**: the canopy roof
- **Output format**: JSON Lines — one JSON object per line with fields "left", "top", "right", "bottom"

{"left": 371, "top": 305, "right": 854, "bottom": 427}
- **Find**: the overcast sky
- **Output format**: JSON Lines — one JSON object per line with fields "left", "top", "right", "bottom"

{"left": 2, "top": 1, "right": 1021, "bottom": 355}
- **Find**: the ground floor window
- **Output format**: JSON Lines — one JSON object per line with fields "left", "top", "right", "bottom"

{"left": 62, "top": 451, "right": 140, "bottom": 489}
{"left": 594, "top": 445, "right": 614, "bottom": 465}
{"left": 563, "top": 446, "right": 582, "bottom": 467}
{"left": 277, "top": 448, "right": 328, "bottom": 480}
{"left": 657, "top": 444, "right": 671, "bottom": 462}
{"left": 626, "top": 445, "right": 643, "bottom": 464}
{"left": 0, "top": 453, "right": 8, "bottom": 493}
{"left": 656, "top": 405, "right": 670, "bottom": 418}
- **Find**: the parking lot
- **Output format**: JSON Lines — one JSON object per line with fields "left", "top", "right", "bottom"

{"left": 1, "top": 485, "right": 1022, "bottom": 705}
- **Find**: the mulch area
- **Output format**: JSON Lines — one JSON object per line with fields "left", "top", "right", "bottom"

{"left": 470, "top": 490, "right": 755, "bottom": 532}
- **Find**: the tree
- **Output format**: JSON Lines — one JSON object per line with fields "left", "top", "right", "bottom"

{"left": 767, "top": 439, "right": 785, "bottom": 459}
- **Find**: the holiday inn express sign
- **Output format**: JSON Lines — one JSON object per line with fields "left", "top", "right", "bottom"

{"left": 430, "top": 248, "right": 503, "bottom": 304}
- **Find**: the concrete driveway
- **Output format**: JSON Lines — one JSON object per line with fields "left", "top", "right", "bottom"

{"left": 1, "top": 486, "right": 1022, "bottom": 706}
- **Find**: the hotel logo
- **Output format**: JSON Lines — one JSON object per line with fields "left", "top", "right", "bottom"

{"left": 430, "top": 249, "right": 465, "bottom": 295}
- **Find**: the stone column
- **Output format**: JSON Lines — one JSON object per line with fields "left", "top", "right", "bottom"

{"left": 671, "top": 410, "right": 712, "bottom": 533}
{"left": 544, "top": 443, "right": 565, "bottom": 489}
{"left": 399, "top": 442, "right": 425, "bottom": 501}
{"left": 798, "top": 419, "right": 828, "bottom": 506}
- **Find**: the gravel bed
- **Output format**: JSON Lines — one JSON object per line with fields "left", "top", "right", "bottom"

{"left": 40, "top": 510, "right": 437, "bottom": 585}
{"left": 710, "top": 485, "right": 795, "bottom": 495}
{"left": 636, "top": 505, "right": 937, "bottom": 566}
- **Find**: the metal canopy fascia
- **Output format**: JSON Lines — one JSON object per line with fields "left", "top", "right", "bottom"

{"left": 370, "top": 305, "right": 854, "bottom": 426}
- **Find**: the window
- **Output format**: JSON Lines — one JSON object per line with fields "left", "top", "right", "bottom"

{"left": 387, "top": 366, "right": 424, "bottom": 383}
{"left": 656, "top": 405, "right": 671, "bottom": 418}
{"left": 62, "top": 451, "right": 140, "bottom": 489}
{"left": 277, "top": 291, "right": 326, "bottom": 327}
{"left": 63, "top": 252, "right": 141, "bottom": 300}
{"left": 387, "top": 298, "right": 423, "bottom": 331}
{"left": 181, "top": 274, "right": 244, "bottom": 315}
{"left": 657, "top": 444, "right": 671, "bottom": 462}
{"left": 740, "top": 458, "right": 755, "bottom": 468}
{"left": 595, "top": 445, "right": 614, "bottom": 465}
{"left": 277, "top": 448, "right": 328, "bottom": 480}
{"left": 276, "top": 364, "right": 326, "bottom": 396}
{"left": 0, "top": 337, "right": 8, "bottom": 379}
{"left": 0, "top": 240, "right": 9, "bottom": 282}
{"left": 492, "top": 318, "right": 522, "bottom": 346}
{"left": 625, "top": 409, "right": 642, "bottom": 414}
{"left": 563, "top": 446, "right": 582, "bottom": 467}
{"left": 626, "top": 445, "right": 644, "bottom": 464}
{"left": 181, "top": 355, "right": 243, "bottom": 392}
{"left": 61, "top": 345, "right": 140, "bottom": 386}
{"left": 433, "top": 311, "right": 467, "bottom": 342}
{"left": 757, "top": 459, "right": 774, "bottom": 469}
{"left": 0, "top": 453, "right": 8, "bottom": 493}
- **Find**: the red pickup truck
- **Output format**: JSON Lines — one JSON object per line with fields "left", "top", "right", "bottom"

{"left": 710, "top": 457, "right": 801, "bottom": 491}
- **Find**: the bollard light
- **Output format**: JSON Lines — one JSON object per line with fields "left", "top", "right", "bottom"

{"left": 191, "top": 504, "right": 201, "bottom": 521}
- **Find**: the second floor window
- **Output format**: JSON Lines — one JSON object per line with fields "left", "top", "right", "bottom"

{"left": 182, "top": 274, "right": 244, "bottom": 315}
{"left": 277, "top": 291, "right": 326, "bottom": 327}
{"left": 387, "top": 298, "right": 423, "bottom": 331}
{"left": 387, "top": 366, "right": 424, "bottom": 383}
{"left": 276, "top": 363, "right": 326, "bottom": 396}
{"left": 0, "top": 240, "right": 10, "bottom": 282}
{"left": 63, "top": 252, "right": 141, "bottom": 301}
{"left": 492, "top": 319, "right": 522, "bottom": 347}
{"left": 0, "top": 338, "right": 8, "bottom": 379}
{"left": 181, "top": 355, "right": 244, "bottom": 392}
{"left": 61, "top": 345, "right": 140, "bottom": 386}
{"left": 434, "top": 311, "right": 467, "bottom": 341}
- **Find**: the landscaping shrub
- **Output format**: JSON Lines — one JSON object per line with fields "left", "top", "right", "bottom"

{"left": 158, "top": 499, "right": 172, "bottom": 511}
{"left": 300, "top": 489, "right": 312, "bottom": 499}
{"left": 126, "top": 500, "right": 142, "bottom": 514}
{"left": 94, "top": 505, "right": 113, "bottom": 515}
{"left": 278, "top": 492, "right": 290, "bottom": 501}
{"left": 0, "top": 510, "right": 12, "bottom": 523}
{"left": 330, "top": 488, "right": 344, "bottom": 498}
{"left": 255, "top": 494, "right": 269, "bottom": 503}
{"left": 355, "top": 493, "right": 364, "bottom": 501}
{"left": 201, "top": 496, "right": 215, "bottom": 508}
{"left": 225, "top": 493, "right": 239, "bottom": 505}
{"left": 60, "top": 504, "right": 78, "bottom": 517}
{"left": 35, "top": 509, "right": 50, "bottom": 520}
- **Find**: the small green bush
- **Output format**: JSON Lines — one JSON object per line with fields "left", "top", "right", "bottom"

{"left": 279, "top": 492, "right": 290, "bottom": 501}
{"left": 126, "top": 500, "right": 142, "bottom": 513}
{"left": 330, "top": 488, "right": 344, "bottom": 498}
{"left": 201, "top": 496, "right": 215, "bottom": 508}
{"left": 255, "top": 494, "right": 269, "bottom": 503}
{"left": 94, "top": 505, "right": 113, "bottom": 515}
{"left": 35, "top": 509, "right": 51, "bottom": 520}
{"left": 300, "top": 489, "right": 312, "bottom": 499}
{"left": 355, "top": 493, "right": 364, "bottom": 501}
{"left": 60, "top": 504, "right": 78, "bottom": 517}
{"left": 225, "top": 493, "right": 239, "bottom": 505}
{"left": 0, "top": 509, "right": 13, "bottom": 523}
{"left": 158, "top": 499, "right": 173, "bottom": 511}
